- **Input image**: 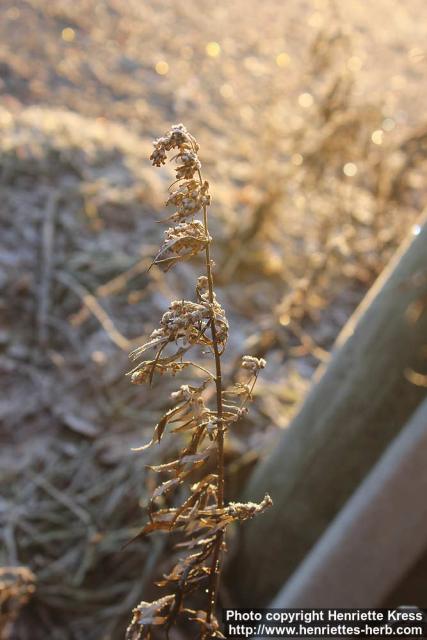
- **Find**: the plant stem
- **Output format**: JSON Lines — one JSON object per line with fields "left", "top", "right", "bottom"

{"left": 198, "top": 169, "right": 225, "bottom": 631}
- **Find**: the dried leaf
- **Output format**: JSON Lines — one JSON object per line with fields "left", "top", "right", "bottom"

{"left": 132, "top": 404, "right": 185, "bottom": 451}
{"left": 128, "top": 595, "right": 175, "bottom": 629}
{"left": 152, "top": 478, "right": 181, "bottom": 500}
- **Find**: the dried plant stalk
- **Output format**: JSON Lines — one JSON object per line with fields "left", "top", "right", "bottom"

{"left": 126, "top": 124, "right": 272, "bottom": 640}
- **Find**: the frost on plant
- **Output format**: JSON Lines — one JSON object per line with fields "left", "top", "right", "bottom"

{"left": 125, "top": 124, "right": 272, "bottom": 640}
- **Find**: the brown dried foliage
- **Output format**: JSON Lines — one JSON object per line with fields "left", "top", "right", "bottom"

{"left": 125, "top": 125, "right": 272, "bottom": 639}
{"left": 0, "top": 567, "right": 35, "bottom": 639}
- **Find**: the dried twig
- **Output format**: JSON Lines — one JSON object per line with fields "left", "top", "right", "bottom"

{"left": 57, "top": 270, "right": 132, "bottom": 351}
{"left": 37, "top": 190, "right": 60, "bottom": 346}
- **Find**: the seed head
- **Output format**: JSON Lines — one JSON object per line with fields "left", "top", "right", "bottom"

{"left": 242, "top": 355, "right": 267, "bottom": 373}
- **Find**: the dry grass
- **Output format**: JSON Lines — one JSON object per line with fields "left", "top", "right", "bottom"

{"left": 0, "top": 0, "right": 426, "bottom": 638}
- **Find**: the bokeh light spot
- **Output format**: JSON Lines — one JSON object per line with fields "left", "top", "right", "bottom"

{"left": 292, "top": 153, "right": 303, "bottom": 166}
{"left": 382, "top": 118, "right": 396, "bottom": 131}
{"left": 371, "top": 130, "right": 384, "bottom": 145}
{"left": 155, "top": 60, "right": 169, "bottom": 75}
{"left": 298, "top": 93, "right": 314, "bottom": 108}
{"left": 276, "top": 52, "right": 291, "bottom": 68}
{"left": 343, "top": 162, "right": 358, "bottom": 177}
{"left": 61, "top": 27, "right": 75, "bottom": 42}
{"left": 220, "top": 83, "right": 234, "bottom": 99}
{"left": 206, "top": 42, "right": 221, "bottom": 58}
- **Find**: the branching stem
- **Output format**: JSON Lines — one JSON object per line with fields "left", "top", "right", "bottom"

{"left": 127, "top": 125, "right": 271, "bottom": 640}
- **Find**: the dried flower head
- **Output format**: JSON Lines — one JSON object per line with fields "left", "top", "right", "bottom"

{"left": 151, "top": 221, "right": 211, "bottom": 271}
{"left": 128, "top": 294, "right": 229, "bottom": 383}
{"left": 165, "top": 179, "right": 211, "bottom": 222}
{"left": 150, "top": 123, "right": 200, "bottom": 177}
{"left": 242, "top": 355, "right": 267, "bottom": 372}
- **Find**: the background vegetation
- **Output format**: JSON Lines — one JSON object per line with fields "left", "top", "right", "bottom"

{"left": 0, "top": 0, "right": 426, "bottom": 638}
